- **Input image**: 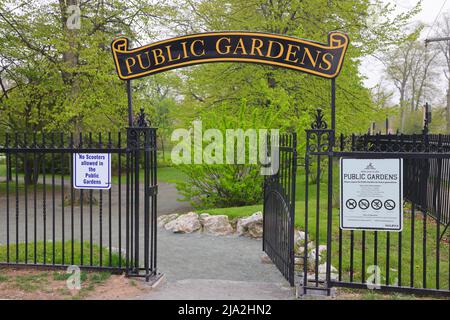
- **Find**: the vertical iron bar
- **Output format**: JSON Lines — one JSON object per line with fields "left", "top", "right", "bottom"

{"left": 42, "top": 133, "right": 46, "bottom": 264}
{"left": 127, "top": 81, "right": 133, "bottom": 127}
{"left": 5, "top": 132, "right": 9, "bottom": 263}
{"left": 326, "top": 130, "right": 333, "bottom": 287}
{"left": 304, "top": 133, "right": 310, "bottom": 288}
{"left": 134, "top": 139, "right": 140, "bottom": 272}
{"left": 70, "top": 133, "right": 74, "bottom": 265}
{"left": 24, "top": 132, "right": 28, "bottom": 263}
{"left": 99, "top": 132, "right": 103, "bottom": 267}
{"left": 315, "top": 153, "right": 320, "bottom": 286}
{"left": 33, "top": 133, "right": 37, "bottom": 264}
{"left": 108, "top": 132, "right": 112, "bottom": 267}
{"left": 118, "top": 132, "right": 122, "bottom": 268}
{"left": 51, "top": 133, "right": 55, "bottom": 265}
{"left": 14, "top": 132, "right": 19, "bottom": 263}
{"left": 61, "top": 133, "right": 65, "bottom": 265}
{"left": 410, "top": 203, "right": 415, "bottom": 287}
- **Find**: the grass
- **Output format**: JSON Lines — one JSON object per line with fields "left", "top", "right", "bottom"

{"left": 0, "top": 269, "right": 113, "bottom": 299}
{"left": 0, "top": 163, "right": 186, "bottom": 192}
{"left": 110, "top": 165, "right": 187, "bottom": 184}
{"left": 0, "top": 241, "right": 126, "bottom": 267}
{"left": 0, "top": 162, "right": 5, "bottom": 176}
{"left": 12, "top": 272, "right": 49, "bottom": 292}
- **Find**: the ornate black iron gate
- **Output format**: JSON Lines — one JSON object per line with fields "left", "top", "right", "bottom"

{"left": 0, "top": 111, "right": 158, "bottom": 282}
{"left": 263, "top": 133, "right": 297, "bottom": 286}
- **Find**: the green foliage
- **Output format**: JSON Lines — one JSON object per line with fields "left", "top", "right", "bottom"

{"left": 175, "top": 101, "right": 279, "bottom": 208}
{"left": 0, "top": 0, "right": 173, "bottom": 135}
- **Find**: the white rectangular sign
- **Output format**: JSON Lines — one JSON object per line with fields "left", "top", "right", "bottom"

{"left": 340, "top": 158, "right": 403, "bottom": 231}
{"left": 73, "top": 153, "right": 111, "bottom": 190}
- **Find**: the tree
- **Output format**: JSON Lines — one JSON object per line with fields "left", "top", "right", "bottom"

{"left": 0, "top": 0, "right": 171, "bottom": 134}
{"left": 0, "top": 0, "right": 172, "bottom": 185}
{"left": 433, "top": 12, "right": 450, "bottom": 133}
{"left": 385, "top": 34, "right": 440, "bottom": 133}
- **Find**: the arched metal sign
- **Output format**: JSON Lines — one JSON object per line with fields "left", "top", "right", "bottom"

{"left": 112, "top": 31, "right": 349, "bottom": 80}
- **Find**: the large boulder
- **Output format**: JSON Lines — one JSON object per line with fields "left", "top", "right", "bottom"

{"left": 317, "top": 263, "right": 338, "bottom": 281}
{"left": 157, "top": 213, "right": 179, "bottom": 227}
{"left": 199, "top": 213, "right": 211, "bottom": 224}
{"left": 164, "top": 212, "right": 201, "bottom": 233}
{"left": 201, "top": 214, "right": 234, "bottom": 236}
{"left": 309, "top": 245, "right": 327, "bottom": 260}
{"left": 236, "top": 212, "right": 263, "bottom": 238}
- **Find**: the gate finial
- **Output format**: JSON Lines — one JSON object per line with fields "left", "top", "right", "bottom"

{"left": 135, "top": 107, "right": 150, "bottom": 127}
{"left": 311, "top": 108, "right": 328, "bottom": 129}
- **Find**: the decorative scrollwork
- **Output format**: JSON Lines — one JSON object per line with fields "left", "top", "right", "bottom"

{"left": 135, "top": 107, "right": 150, "bottom": 128}
{"left": 126, "top": 127, "right": 156, "bottom": 150}
{"left": 307, "top": 131, "right": 330, "bottom": 153}
{"left": 311, "top": 108, "right": 328, "bottom": 130}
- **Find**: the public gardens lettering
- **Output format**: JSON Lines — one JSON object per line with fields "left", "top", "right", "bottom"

{"left": 343, "top": 173, "right": 398, "bottom": 181}
{"left": 112, "top": 32, "right": 349, "bottom": 80}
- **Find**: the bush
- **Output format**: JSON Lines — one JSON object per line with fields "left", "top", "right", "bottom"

{"left": 174, "top": 101, "right": 286, "bottom": 209}
{"left": 177, "top": 164, "right": 263, "bottom": 209}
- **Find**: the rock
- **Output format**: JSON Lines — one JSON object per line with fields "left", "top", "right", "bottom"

{"left": 309, "top": 245, "right": 327, "bottom": 259}
{"left": 260, "top": 253, "right": 273, "bottom": 264}
{"left": 316, "top": 272, "right": 338, "bottom": 282}
{"left": 201, "top": 215, "right": 234, "bottom": 236}
{"left": 157, "top": 213, "right": 179, "bottom": 227}
{"left": 199, "top": 213, "right": 210, "bottom": 224}
{"left": 236, "top": 211, "right": 263, "bottom": 238}
{"left": 164, "top": 212, "right": 201, "bottom": 233}
{"left": 294, "top": 257, "right": 304, "bottom": 265}
{"left": 308, "top": 263, "right": 338, "bottom": 282}
{"left": 318, "top": 263, "right": 338, "bottom": 274}
{"left": 294, "top": 230, "right": 306, "bottom": 245}
{"left": 296, "top": 246, "right": 305, "bottom": 254}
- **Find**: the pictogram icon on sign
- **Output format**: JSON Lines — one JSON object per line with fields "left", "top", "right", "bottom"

{"left": 346, "top": 199, "right": 357, "bottom": 209}
{"left": 384, "top": 199, "right": 396, "bottom": 210}
{"left": 358, "top": 199, "right": 369, "bottom": 210}
{"left": 371, "top": 199, "right": 383, "bottom": 210}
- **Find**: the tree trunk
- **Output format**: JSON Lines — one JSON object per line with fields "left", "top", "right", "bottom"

{"left": 400, "top": 90, "right": 406, "bottom": 132}
{"left": 23, "top": 157, "right": 39, "bottom": 185}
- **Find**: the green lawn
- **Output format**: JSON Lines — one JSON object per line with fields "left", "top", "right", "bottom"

{"left": 0, "top": 164, "right": 186, "bottom": 190}
{"left": 0, "top": 241, "right": 126, "bottom": 267}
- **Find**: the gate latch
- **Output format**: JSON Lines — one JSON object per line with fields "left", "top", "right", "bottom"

{"left": 148, "top": 185, "right": 158, "bottom": 196}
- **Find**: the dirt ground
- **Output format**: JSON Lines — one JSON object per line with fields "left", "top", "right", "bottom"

{"left": 0, "top": 267, "right": 151, "bottom": 300}
{"left": 0, "top": 267, "right": 447, "bottom": 300}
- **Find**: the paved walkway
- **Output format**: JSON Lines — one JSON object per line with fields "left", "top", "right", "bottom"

{"left": 136, "top": 229, "right": 295, "bottom": 300}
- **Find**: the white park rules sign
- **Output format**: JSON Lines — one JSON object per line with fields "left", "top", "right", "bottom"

{"left": 73, "top": 153, "right": 111, "bottom": 190}
{"left": 340, "top": 158, "right": 403, "bottom": 231}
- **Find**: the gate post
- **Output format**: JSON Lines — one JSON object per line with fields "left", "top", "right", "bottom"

{"left": 126, "top": 108, "right": 159, "bottom": 281}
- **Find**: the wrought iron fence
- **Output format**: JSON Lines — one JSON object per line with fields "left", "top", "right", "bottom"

{"left": 354, "top": 133, "right": 450, "bottom": 233}
{"left": 0, "top": 124, "right": 158, "bottom": 281}
{"left": 299, "top": 109, "right": 450, "bottom": 297}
